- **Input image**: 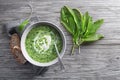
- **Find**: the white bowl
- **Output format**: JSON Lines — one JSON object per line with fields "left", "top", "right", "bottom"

{"left": 21, "top": 21, "right": 66, "bottom": 67}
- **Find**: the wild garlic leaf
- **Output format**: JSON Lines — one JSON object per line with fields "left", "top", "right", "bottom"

{"left": 84, "top": 19, "right": 104, "bottom": 36}
{"left": 92, "top": 19, "right": 104, "bottom": 34}
{"left": 64, "top": 6, "right": 82, "bottom": 36}
{"left": 82, "top": 34, "right": 104, "bottom": 42}
{"left": 64, "top": 6, "right": 76, "bottom": 34}
{"left": 83, "top": 16, "right": 94, "bottom": 37}
{"left": 72, "top": 9, "right": 83, "bottom": 36}
{"left": 68, "top": 16, "right": 76, "bottom": 34}
{"left": 61, "top": 7, "right": 71, "bottom": 33}
{"left": 83, "top": 12, "right": 91, "bottom": 36}
{"left": 61, "top": 6, "right": 75, "bottom": 35}
{"left": 19, "top": 19, "right": 29, "bottom": 32}
{"left": 81, "top": 12, "right": 89, "bottom": 35}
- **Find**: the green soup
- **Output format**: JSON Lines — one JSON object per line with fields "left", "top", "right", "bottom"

{"left": 25, "top": 25, "right": 63, "bottom": 63}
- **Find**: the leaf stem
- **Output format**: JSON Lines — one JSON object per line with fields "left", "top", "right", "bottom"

{"left": 71, "top": 44, "right": 75, "bottom": 55}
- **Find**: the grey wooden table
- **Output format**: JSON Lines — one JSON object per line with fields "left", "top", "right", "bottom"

{"left": 1, "top": 0, "right": 120, "bottom": 80}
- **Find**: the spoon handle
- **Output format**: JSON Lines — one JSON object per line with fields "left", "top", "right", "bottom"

{"left": 54, "top": 43, "right": 65, "bottom": 70}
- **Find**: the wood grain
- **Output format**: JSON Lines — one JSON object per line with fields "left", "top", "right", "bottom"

{"left": 0, "top": 0, "right": 120, "bottom": 80}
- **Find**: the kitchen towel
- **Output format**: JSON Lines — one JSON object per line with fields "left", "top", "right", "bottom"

{"left": 3, "top": 16, "right": 48, "bottom": 75}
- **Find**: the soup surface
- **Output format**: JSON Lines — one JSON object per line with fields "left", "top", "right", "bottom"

{"left": 25, "top": 25, "right": 63, "bottom": 63}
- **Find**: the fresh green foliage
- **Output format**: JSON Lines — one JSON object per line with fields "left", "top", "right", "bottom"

{"left": 18, "top": 19, "right": 29, "bottom": 32}
{"left": 60, "top": 6, "right": 104, "bottom": 55}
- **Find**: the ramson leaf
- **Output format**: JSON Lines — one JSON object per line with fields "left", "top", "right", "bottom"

{"left": 87, "top": 19, "right": 104, "bottom": 36}
{"left": 18, "top": 19, "right": 29, "bottom": 32}
{"left": 83, "top": 12, "right": 92, "bottom": 36}
{"left": 72, "top": 9, "right": 83, "bottom": 36}
{"left": 61, "top": 7, "right": 73, "bottom": 34}
{"left": 82, "top": 34, "right": 104, "bottom": 42}
{"left": 60, "top": 6, "right": 76, "bottom": 35}
{"left": 83, "top": 16, "right": 93, "bottom": 37}
{"left": 92, "top": 19, "right": 104, "bottom": 34}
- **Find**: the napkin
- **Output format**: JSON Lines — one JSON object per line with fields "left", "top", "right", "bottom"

{"left": 3, "top": 17, "right": 48, "bottom": 75}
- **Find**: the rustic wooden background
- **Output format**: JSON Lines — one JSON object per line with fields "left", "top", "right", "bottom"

{"left": 1, "top": 0, "right": 120, "bottom": 80}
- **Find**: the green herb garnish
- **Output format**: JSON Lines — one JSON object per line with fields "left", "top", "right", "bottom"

{"left": 60, "top": 6, "right": 104, "bottom": 55}
{"left": 18, "top": 19, "right": 29, "bottom": 32}
{"left": 18, "top": 4, "right": 33, "bottom": 32}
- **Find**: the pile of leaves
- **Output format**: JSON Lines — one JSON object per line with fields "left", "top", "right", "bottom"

{"left": 60, "top": 6, "right": 104, "bottom": 55}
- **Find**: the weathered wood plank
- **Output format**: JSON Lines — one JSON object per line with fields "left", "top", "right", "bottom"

{"left": 1, "top": 0, "right": 120, "bottom": 80}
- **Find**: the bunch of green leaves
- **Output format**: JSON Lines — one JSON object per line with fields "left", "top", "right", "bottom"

{"left": 60, "top": 6, "right": 104, "bottom": 55}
